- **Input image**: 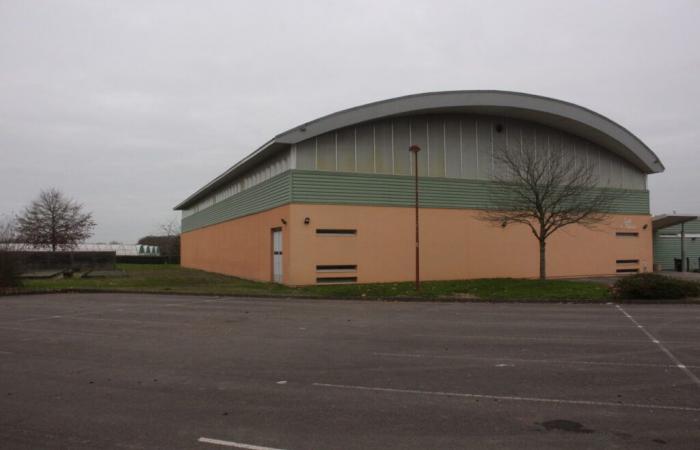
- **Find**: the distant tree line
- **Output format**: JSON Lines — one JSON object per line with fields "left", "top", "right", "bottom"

{"left": 1, "top": 189, "right": 186, "bottom": 288}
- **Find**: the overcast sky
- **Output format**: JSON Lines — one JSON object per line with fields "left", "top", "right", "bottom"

{"left": 1, "top": 0, "right": 698, "bottom": 242}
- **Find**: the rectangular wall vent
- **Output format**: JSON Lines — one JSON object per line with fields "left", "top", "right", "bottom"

{"left": 316, "top": 264, "right": 357, "bottom": 272}
{"left": 616, "top": 268, "right": 640, "bottom": 273}
{"left": 616, "top": 232, "right": 639, "bottom": 237}
{"left": 316, "top": 276, "right": 358, "bottom": 284}
{"left": 316, "top": 229, "right": 357, "bottom": 236}
{"left": 616, "top": 259, "right": 640, "bottom": 264}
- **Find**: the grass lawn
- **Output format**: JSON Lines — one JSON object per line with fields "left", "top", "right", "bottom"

{"left": 12, "top": 264, "right": 612, "bottom": 301}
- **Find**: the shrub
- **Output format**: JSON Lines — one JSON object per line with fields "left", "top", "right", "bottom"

{"left": 614, "top": 273, "right": 700, "bottom": 300}
{"left": 0, "top": 251, "right": 22, "bottom": 288}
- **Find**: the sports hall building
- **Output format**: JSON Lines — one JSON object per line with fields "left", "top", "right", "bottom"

{"left": 175, "top": 91, "right": 664, "bottom": 285}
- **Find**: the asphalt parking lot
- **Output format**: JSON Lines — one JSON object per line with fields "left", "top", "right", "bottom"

{"left": 0, "top": 293, "right": 699, "bottom": 449}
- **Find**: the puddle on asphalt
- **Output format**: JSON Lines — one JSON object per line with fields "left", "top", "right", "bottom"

{"left": 539, "top": 419, "right": 594, "bottom": 433}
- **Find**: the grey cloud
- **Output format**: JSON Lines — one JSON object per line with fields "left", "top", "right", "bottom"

{"left": 1, "top": 0, "right": 698, "bottom": 241}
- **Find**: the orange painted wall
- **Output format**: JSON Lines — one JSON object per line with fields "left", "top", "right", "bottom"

{"left": 182, "top": 203, "right": 652, "bottom": 285}
{"left": 181, "top": 205, "right": 290, "bottom": 283}
{"left": 288, "top": 204, "right": 652, "bottom": 285}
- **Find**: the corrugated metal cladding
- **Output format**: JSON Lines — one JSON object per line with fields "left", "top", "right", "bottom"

{"left": 294, "top": 114, "right": 647, "bottom": 190}
{"left": 653, "top": 218, "right": 700, "bottom": 271}
{"left": 181, "top": 171, "right": 291, "bottom": 232}
{"left": 182, "top": 151, "right": 290, "bottom": 218}
{"left": 181, "top": 169, "right": 650, "bottom": 233}
{"left": 290, "top": 170, "right": 650, "bottom": 214}
{"left": 653, "top": 236, "right": 700, "bottom": 271}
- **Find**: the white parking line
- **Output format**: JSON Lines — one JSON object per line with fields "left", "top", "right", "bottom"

{"left": 198, "top": 437, "right": 288, "bottom": 450}
{"left": 313, "top": 382, "right": 700, "bottom": 412}
{"left": 16, "top": 315, "right": 65, "bottom": 322}
{"left": 615, "top": 305, "right": 700, "bottom": 387}
{"left": 411, "top": 332, "right": 699, "bottom": 345}
{"left": 372, "top": 352, "right": 700, "bottom": 369}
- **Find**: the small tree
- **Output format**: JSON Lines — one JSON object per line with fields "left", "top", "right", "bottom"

{"left": 479, "top": 142, "right": 622, "bottom": 280}
{"left": 16, "top": 188, "right": 96, "bottom": 252}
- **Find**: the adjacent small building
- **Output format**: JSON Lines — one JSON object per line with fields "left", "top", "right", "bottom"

{"left": 175, "top": 91, "right": 665, "bottom": 285}
{"left": 653, "top": 216, "right": 700, "bottom": 272}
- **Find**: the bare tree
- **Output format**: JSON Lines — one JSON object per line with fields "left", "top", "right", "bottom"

{"left": 479, "top": 142, "right": 623, "bottom": 280}
{"left": 16, "top": 188, "right": 96, "bottom": 252}
{"left": 159, "top": 217, "right": 181, "bottom": 237}
{"left": 0, "top": 215, "right": 18, "bottom": 251}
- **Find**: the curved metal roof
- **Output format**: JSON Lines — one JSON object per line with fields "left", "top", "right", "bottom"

{"left": 175, "top": 90, "right": 663, "bottom": 210}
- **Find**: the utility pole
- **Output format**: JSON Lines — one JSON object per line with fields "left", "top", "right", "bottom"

{"left": 409, "top": 145, "right": 421, "bottom": 290}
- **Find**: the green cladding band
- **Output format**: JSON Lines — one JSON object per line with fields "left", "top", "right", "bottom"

{"left": 182, "top": 170, "right": 650, "bottom": 233}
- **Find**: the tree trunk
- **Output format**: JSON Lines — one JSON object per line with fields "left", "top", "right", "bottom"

{"left": 539, "top": 239, "right": 546, "bottom": 280}
{"left": 51, "top": 215, "right": 57, "bottom": 252}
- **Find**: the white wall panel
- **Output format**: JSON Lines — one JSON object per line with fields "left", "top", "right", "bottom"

{"left": 461, "top": 117, "right": 478, "bottom": 179}
{"left": 428, "top": 116, "right": 446, "bottom": 177}
{"left": 336, "top": 127, "right": 355, "bottom": 172}
{"left": 297, "top": 139, "right": 316, "bottom": 170}
{"left": 492, "top": 120, "right": 507, "bottom": 177}
{"left": 477, "top": 118, "right": 493, "bottom": 180}
{"left": 375, "top": 121, "right": 393, "bottom": 174}
{"left": 445, "top": 117, "right": 461, "bottom": 178}
{"left": 410, "top": 117, "right": 429, "bottom": 176}
{"left": 288, "top": 113, "right": 648, "bottom": 191}
{"left": 317, "top": 133, "right": 336, "bottom": 171}
{"left": 393, "top": 118, "right": 411, "bottom": 175}
{"left": 355, "top": 123, "right": 374, "bottom": 173}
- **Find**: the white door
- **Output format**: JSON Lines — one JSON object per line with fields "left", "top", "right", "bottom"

{"left": 272, "top": 229, "right": 283, "bottom": 283}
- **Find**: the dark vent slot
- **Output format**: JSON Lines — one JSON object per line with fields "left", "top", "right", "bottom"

{"left": 316, "top": 229, "right": 357, "bottom": 236}
{"left": 616, "top": 259, "right": 640, "bottom": 264}
{"left": 616, "top": 232, "right": 639, "bottom": 237}
{"left": 316, "top": 276, "right": 358, "bottom": 284}
{"left": 316, "top": 264, "right": 357, "bottom": 272}
{"left": 616, "top": 268, "right": 640, "bottom": 273}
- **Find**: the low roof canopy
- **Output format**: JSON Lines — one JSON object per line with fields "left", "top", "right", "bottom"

{"left": 652, "top": 214, "right": 698, "bottom": 231}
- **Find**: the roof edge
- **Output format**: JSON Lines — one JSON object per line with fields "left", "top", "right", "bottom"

{"left": 175, "top": 90, "right": 664, "bottom": 210}
{"left": 173, "top": 138, "right": 279, "bottom": 210}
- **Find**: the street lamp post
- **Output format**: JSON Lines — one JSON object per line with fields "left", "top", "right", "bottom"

{"left": 409, "top": 144, "right": 421, "bottom": 291}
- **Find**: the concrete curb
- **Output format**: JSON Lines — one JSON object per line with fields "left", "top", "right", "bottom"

{"left": 1, "top": 288, "right": 699, "bottom": 304}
